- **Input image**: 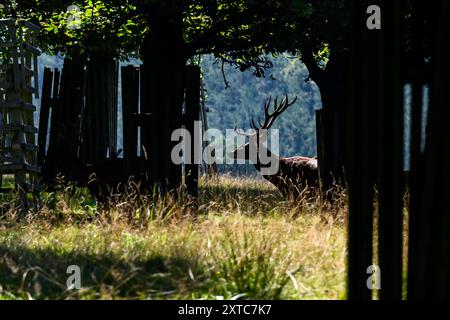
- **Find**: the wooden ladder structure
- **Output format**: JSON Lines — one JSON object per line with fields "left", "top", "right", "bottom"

{"left": 0, "top": 19, "right": 41, "bottom": 196}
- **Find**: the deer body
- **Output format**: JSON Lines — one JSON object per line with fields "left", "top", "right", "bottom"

{"left": 264, "top": 156, "right": 318, "bottom": 197}
{"left": 233, "top": 96, "right": 319, "bottom": 198}
{"left": 235, "top": 143, "right": 319, "bottom": 197}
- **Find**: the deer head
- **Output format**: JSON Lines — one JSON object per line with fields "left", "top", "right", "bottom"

{"left": 231, "top": 95, "right": 298, "bottom": 164}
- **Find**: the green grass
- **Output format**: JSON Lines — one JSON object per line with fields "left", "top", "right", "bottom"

{"left": 0, "top": 175, "right": 347, "bottom": 300}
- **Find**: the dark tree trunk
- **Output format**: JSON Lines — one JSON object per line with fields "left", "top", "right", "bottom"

{"left": 311, "top": 52, "right": 348, "bottom": 190}
{"left": 141, "top": 10, "right": 188, "bottom": 193}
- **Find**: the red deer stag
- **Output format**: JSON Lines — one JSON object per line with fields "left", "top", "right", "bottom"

{"left": 232, "top": 96, "right": 318, "bottom": 198}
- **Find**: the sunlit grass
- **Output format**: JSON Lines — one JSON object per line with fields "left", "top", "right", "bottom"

{"left": 0, "top": 175, "right": 347, "bottom": 300}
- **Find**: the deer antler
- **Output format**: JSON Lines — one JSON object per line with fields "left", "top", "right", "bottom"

{"left": 235, "top": 95, "right": 297, "bottom": 135}
{"left": 251, "top": 95, "right": 298, "bottom": 130}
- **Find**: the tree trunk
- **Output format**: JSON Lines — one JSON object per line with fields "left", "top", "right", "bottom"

{"left": 141, "top": 10, "right": 187, "bottom": 193}
{"left": 311, "top": 52, "right": 349, "bottom": 191}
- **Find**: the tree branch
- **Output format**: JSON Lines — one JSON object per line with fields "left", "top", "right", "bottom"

{"left": 299, "top": 48, "right": 324, "bottom": 85}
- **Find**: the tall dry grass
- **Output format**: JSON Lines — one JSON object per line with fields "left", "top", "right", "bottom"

{"left": 0, "top": 175, "right": 347, "bottom": 300}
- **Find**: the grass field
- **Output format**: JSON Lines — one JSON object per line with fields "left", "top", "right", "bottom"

{"left": 0, "top": 176, "right": 347, "bottom": 300}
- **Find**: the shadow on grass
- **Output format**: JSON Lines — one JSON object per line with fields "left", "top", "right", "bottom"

{"left": 0, "top": 245, "right": 204, "bottom": 299}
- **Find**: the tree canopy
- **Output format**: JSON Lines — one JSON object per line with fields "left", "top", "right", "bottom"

{"left": 4, "top": 0, "right": 342, "bottom": 79}
{"left": 3, "top": 1, "right": 432, "bottom": 83}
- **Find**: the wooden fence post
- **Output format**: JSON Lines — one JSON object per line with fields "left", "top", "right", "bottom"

{"left": 144, "top": 65, "right": 163, "bottom": 189}
{"left": 413, "top": 0, "right": 450, "bottom": 298}
{"left": 37, "top": 67, "right": 53, "bottom": 168}
{"left": 44, "top": 68, "right": 60, "bottom": 181}
{"left": 184, "top": 66, "right": 201, "bottom": 199}
{"left": 346, "top": 0, "right": 377, "bottom": 300}
{"left": 377, "top": 1, "right": 404, "bottom": 300}
{"left": 121, "top": 65, "right": 140, "bottom": 177}
{"left": 407, "top": 0, "right": 429, "bottom": 299}
{"left": 81, "top": 54, "right": 117, "bottom": 165}
{"left": 315, "top": 109, "right": 325, "bottom": 192}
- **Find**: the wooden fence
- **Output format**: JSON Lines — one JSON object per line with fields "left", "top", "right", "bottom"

{"left": 346, "top": 0, "right": 450, "bottom": 299}
{"left": 39, "top": 61, "right": 201, "bottom": 199}
{"left": 121, "top": 64, "right": 201, "bottom": 197}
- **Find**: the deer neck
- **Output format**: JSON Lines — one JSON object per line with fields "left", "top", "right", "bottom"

{"left": 252, "top": 143, "right": 280, "bottom": 173}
